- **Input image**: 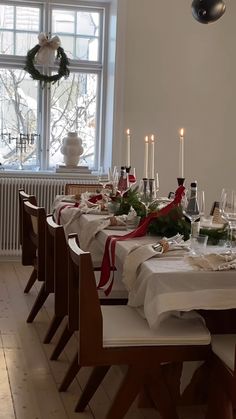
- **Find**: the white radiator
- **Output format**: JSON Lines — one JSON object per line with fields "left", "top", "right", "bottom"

{"left": 0, "top": 175, "right": 98, "bottom": 257}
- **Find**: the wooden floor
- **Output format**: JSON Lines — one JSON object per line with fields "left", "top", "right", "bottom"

{"left": 0, "top": 261, "right": 207, "bottom": 419}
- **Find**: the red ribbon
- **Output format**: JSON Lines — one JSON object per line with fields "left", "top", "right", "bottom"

{"left": 97, "top": 185, "right": 185, "bottom": 294}
{"left": 88, "top": 194, "right": 103, "bottom": 204}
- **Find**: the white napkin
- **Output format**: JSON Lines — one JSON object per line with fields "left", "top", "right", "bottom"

{"left": 187, "top": 252, "right": 236, "bottom": 271}
{"left": 123, "top": 238, "right": 187, "bottom": 291}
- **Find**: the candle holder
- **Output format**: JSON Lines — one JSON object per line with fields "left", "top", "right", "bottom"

{"left": 1, "top": 132, "right": 39, "bottom": 170}
{"left": 141, "top": 178, "right": 156, "bottom": 203}
{"left": 177, "top": 177, "right": 185, "bottom": 186}
{"left": 149, "top": 178, "right": 155, "bottom": 201}
{"left": 141, "top": 178, "right": 148, "bottom": 202}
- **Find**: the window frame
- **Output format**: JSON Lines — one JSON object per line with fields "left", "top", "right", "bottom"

{"left": 0, "top": 0, "right": 109, "bottom": 172}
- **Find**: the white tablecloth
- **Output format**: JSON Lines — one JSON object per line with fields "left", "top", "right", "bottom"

{"left": 54, "top": 204, "right": 236, "bottom": 330}
{"left": 96, "top": 229, "right": 236, "bottom": 329}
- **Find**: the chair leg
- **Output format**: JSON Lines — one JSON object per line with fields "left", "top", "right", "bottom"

{"left": 50, "top": 324, "right": 73, "bottom": 360}
{"left": 206, "top": 375, "right": 234, "bottom": 419}
{"left": 75, "top": 365, "right": 110, "bottom": 412}
{"left": 145, "top": 367, "right": 179, "bottom": 419}
{"left": 59, "top": 351, "right": 80, "bottom": 392}
{"left": 26, "top": 284, "right": 49, "bottom": 323}
{"left": 43, "top": 315, "right": 65, "bottom": 344}
{"left": 24, "top": 268, "right": 37, "bottom": 293}
{"left": 105, "top": 366, "right": 142, "bottom": 419}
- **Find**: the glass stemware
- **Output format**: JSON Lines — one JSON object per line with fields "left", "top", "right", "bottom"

{"left": 199, "top": 190, "right": 205, "bottom": 219}
{"left": 138, "top": 179, "right": 151, "bottom": 216}
{"left": 182, "top": 190, "right": 200, "bottom": 238}
{"left": 220, "top": 189, "right": 236, "bottom": 249}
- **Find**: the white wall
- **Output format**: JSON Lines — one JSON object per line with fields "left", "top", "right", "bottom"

{"left": 112, "top": 0, "right": 236, "bottom": 211}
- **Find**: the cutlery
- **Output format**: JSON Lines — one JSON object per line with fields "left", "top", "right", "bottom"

{"left": 152, "top": 233, "right": 184, "bottom": 252}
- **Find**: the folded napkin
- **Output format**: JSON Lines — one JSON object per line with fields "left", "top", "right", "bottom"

{"left": 187, "top": 252, "right": 236, "bottom": 271}
{"left": 109, "top": 215, "right": 127, "bottom": 227}
{"left": 123, "top": 236, "right": 187, "bottom": 291}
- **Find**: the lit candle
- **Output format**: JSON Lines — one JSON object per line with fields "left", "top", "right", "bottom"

{"left": 179, "top": 128, "right": 184, "bottom": 178}
{"left": 126, "top": 129, "right": 131, "bottom": 167}
{"left": 144, "top": 135, "right": 149, "bottom": 178}
{"left": 150, "top": 134, "right": 155, "bottom": 179}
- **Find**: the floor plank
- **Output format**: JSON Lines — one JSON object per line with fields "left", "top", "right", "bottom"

{"left": 0, "top": 261, "right": 206, "bottom": 419}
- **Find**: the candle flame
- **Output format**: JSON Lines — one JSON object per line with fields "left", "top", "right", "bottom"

{"left": 126, "top": 129, "right": 130, "bottom": 135}
{"left": 150, "top": 134, "right": 155, "bottom": 143}
{"left": 180, "top": 128, "right": 184, "bottom": 138}
{"left": 145, "top": 135, "right": 149, "bottom": 143}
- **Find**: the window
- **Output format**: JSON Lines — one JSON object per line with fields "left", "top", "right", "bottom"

{"left": 0, "top": 1, "right": 107, "bottom": 171}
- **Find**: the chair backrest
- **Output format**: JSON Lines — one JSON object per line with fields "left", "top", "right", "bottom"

{"left": 65, "top": 183, "right": 102, "bottom": 197}
{"left": 45, "top": 215, "right": 68, "bottom": 312}
{"left": 67, "top": 234, "right": 103, "bottom": 359}
{"left": 18, "top": 189, "right": 37, "bottom": 248}
{"left": 23, "top": 200, "right": 46, "bottom": 282}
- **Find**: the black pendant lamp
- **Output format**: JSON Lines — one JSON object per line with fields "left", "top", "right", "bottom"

{"left": 192, "top": 0, "right": 226, "bottom": 24}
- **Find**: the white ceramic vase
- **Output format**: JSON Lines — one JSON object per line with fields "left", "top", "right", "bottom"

{"left": 60, "top": 132, "right": 84, "bottom": 167}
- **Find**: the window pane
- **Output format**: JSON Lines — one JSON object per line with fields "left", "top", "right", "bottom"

{"left": 49, "top": 72, "right": 98, "bottom": 168}
{"left": 52, "top": 10, "right": 75, "bottom": 34}
{"left": 0, "top": 5, "right": 14, "bottom": 29}
{"left": 0, "top": 69, "right": 39, "bottom": 170}
{"left": 0, "top": 32, "right": 13, "bottom": 54}
{"left": 76, "top": 11, "right": 99, "bottom": 37}
{"left": 76, "top": 37, "right": 98, "bottom": 61}
{"left": 16, "top": 32, "right": 38, "bottom": 55}
{"left": 16, "top": 7, "right": 40, "bottom": 31}
{"left": 58, "top": 35, "right": 75, "bottom": 59}
{"left": 52, "top": 9, "right": 100, "bottom": 61}
{"left": 0, "top": 5, "right": 40, "bottom": 56}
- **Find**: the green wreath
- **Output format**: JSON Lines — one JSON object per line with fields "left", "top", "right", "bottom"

{"left": 24, "top": 44, "right": 70, "bottom": 84}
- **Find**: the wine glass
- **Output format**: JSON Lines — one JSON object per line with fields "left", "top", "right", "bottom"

{"left": 138, "top": 179, "right": 150, "bottom": 216}
{"left": 182, "top": 189, "right": 200, "bottom": 238}
{"left": 199, "top": 190, "right": 205, "bottom": 219}
{"left": 220, "top": 189, "right": 236, "bottom": 249}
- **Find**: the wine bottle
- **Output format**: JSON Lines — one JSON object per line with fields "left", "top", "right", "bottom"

{"left": 186, "top": 181, "right": 200, "bottom": 236}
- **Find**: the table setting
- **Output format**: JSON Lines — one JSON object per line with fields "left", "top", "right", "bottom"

{"left": 52, "top": 125, "right": 236, "bottom": 333}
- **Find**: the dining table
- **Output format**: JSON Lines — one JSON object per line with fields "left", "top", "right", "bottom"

{"left": 53, "top": 197, "right": 236, "bottom": 334}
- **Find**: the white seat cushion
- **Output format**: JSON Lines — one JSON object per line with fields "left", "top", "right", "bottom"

{"left": 211, "top": 334, "right": 236, "bottom": 372}
{"left": 101, "top": 306, "right": 211, "bottom": 347}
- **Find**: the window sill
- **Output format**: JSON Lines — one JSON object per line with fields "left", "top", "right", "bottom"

{"left": 0, "top": 169, "right": 99, "bottom": 180}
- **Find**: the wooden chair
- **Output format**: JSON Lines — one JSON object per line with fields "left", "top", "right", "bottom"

{"left": 65, "top": 183, "right": 102, "bottom": 198}
{"left": 43, "top": 215, "right": 68, "bottom": 344}
{"left": 67, "top": 233, "right": 211, "bottom": 418}
{"left": 18, "top": 189, "right": 38, "bottom": 293}
{"left": 22, "top": 200, "right": 49, "bottom": 323}
{"left": 50, "top": 228, "right": 128, "bottom": 392}
{"left": 206, "top": 334, "right": 236, "bottom": 419}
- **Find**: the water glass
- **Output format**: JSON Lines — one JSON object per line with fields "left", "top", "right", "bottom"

{"left": 190, "top": 234, "right": 208, "bottom": 255}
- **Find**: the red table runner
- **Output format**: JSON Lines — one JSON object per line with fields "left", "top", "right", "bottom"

{"left": 97, "top": 185, "right": 185, "bottom": 295}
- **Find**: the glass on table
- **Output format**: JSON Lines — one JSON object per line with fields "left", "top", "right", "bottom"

{"left": 182, "top": 189, "right": 200, "bottom": 238}
{"left": 190, "top": 234, "right": 208, "bottom": 255}
{"left": 220, "top": 189, "right": 236, "bottom": 250}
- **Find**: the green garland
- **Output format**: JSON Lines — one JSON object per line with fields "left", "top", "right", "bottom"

{"left": 148, "top": 206, "right": 191, "bottom": 240}
{"left": 199, "top": 226, "right": 228, "bottom": 245}
{"left": 24, "top": 44, "right": 70, "bottom": 84}
{"left": 112, "top": 187, "right": 147, "bottom": 218}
